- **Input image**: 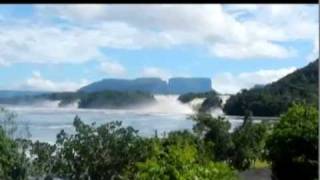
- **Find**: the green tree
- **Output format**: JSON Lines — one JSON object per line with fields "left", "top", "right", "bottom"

{"left": 191, "top": 113, "right": 233, "bottom": 162}
{"left": 0, "top": 107, "right": 18, "bottom": 139}
{"left": 52, "top": 116, "right": 149, "bottom": 180}
{"left": 125, "top": 135, "right": 237, "bottom": 180}
{"left": 0, "top": 107, "right": 30, "bottom": 180}
{"left": 29, "top": 141, "right": 56, "bottom": 179}
{"left": 265, "top": 103, "right": 318, "bottom": 180}
{"left": 223, "top": 59, "right": 318, "bottom": 116}
{"left": 230, "top": 111, "right": 269, "bottom": 170}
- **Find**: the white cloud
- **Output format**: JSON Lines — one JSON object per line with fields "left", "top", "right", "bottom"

{"left": 34, "top": 5, "right": 317, "bottom": 59}
{"left": 36, "top": 4, "right": 107, "bottom": 22}
{"left": 0, "top": 22, "right": 150, "bottom": 65}
{"left": 210, "top": 41, "right": 295, "bottom": 59}
{"left": 0, "top": 4, "right": 316, "bottom": 66}
{"left": 307, "top": 34, "right": 319, "bottom": 62}
{"left": 100, "top": 61, "right": 126, "bottom": 76}
{"left": 19, "top": 71, "right": 89, "bottom": 91}
{"left": 212, "top": 67, "right": 297, "bottom": 94}
{"left": 141, "top": 67, "right": 172, "bottom": 80}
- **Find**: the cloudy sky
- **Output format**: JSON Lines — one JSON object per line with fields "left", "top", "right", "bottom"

{"left": 0, "top": 4, "right": 318, "bottom": 94}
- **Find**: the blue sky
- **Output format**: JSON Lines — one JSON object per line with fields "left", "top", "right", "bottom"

{"left": 0, "top": 4, "right": 318, "bottom": 93}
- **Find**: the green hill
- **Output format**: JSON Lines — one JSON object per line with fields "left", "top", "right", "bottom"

{"left": 223, "top": 59, "right": 318, "bottom": 116}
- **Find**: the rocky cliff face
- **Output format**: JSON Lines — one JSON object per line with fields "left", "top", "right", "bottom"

{"left": 168, "top": 78, "right": 212, "bottom": 94}
{"left": 78, "top": 78, "right": 168, "bottom": 94}
{"left": 79, "top": 77, "right": 212, "bottom": 94}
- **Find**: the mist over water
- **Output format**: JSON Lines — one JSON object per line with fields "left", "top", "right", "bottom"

{"left": 141, "top": 95, "right": 196, "bottom": 114}
{"left": 1, "top": 94, "right": 242, "bottom": 143}
{"left": 7, "top": 95, "right": 203, "bottom": 115}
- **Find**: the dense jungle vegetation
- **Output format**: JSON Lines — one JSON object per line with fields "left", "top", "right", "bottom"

{"left": 223, "top": 59, "right": 318, "bottom": 116}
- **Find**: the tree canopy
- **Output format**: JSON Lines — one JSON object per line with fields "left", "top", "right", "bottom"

{"left": 264, "top": 103, "right": 318, "bottom": 180}
{"left": 224, "top": 59, "right": 318, "bottom": 116}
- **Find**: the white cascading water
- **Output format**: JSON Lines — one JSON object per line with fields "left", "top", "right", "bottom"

{"left": 219, "top": 94, "right": 231, "bottom": 106}
{"left": 2, "top": 94, "right": 237, "bottom": 143}
{"left": 141, "top": 95, "right": 225, "bottom": 116}
{"left": 61, "top": 99, "right": 80, "bottom": 109}
{"left": 33, "top": 100, "right": 61, "bottom": 108}
{"left": 210, "top": 108, "right": 225, "bottom": 117}
{"left": 140, "top": 95, "right": 195, "bottom": 114}
{"left": 188, "top": 98, "right": 205, "bottom": 111}
{"left": 3, "top": 95, "right": 228, "bottom": 116}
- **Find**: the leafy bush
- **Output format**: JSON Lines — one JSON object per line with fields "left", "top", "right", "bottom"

{"left": 265, "top": 103, "right": 318, "bottom": 180}
{"left": 125, "top": 133, "right": 237, "bottom": 180}
{"left": 0, "top": 110, "right": 29, "bottom": 180}
{"left": 191, "top": 113, "right": 233, "bottom": 162}
{"left": 230, "top": 112, "right": 269, "bottom": 170}
{"left": 191, "top": 112, "right": 270, "bottom": 171}
{"left": 51, "top": 116, "right": 149, "bottom": 179}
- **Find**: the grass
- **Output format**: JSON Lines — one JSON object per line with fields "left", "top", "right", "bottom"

{"left": 252, "top": 160, "right": 270, "bottom": 169}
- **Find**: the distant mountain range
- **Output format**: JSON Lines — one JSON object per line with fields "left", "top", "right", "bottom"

{"left": 78, "top": 77, "right": 212, "bottom": 94}
{"left": 0, "top": 77, "right": 213, "bottom": 108}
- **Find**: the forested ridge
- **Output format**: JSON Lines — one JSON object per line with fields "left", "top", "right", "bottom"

{"left": 223, "top": 59, "right": 318, "bottom": 116}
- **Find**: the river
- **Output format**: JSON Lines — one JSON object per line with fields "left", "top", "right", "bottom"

{"left": 0, "top": 95, "right": 277, "bottom": 143}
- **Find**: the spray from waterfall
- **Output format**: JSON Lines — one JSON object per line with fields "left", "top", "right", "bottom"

{"left": 140, "top": 95, "right": 195, "bottom": 114}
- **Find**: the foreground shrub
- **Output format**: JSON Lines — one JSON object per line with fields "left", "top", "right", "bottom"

{"left": 191, "top": 113, "right": 234, "bottom": 162}
{"left": 230, "top": 111, "right": 269, "bottom": 170}
{"left": 52, "top": 116, "right": 149, "bottom": 179}
{"left": 125, "top": 137, "right": 237, "bottom": 180}
{"left": 265, "top": 103, "right": 318, "bottom": 180}
{"left": 0, "top": 107, "right": 29, "bottom": 180}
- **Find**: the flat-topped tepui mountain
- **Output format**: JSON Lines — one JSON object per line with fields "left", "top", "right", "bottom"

{"left": 78, "top": 77, "right": 212, "bottom": 94}
{"left": 168, "top": 78, "right": 212, "bottom": 94}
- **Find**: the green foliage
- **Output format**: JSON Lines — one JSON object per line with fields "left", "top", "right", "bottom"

{"left": 0, "top": 127, "right": 19, "bottom": 179}
{"left": 178, "top": 91, "right": 218, "bottom": 103}
{"left": 51, "top": 116, "right": 149, "bottom": 179}
{"left": 191, "top": 112, "right": 270, "bottom": 172}
{"left": 0, "top": 90, "right": 156, "bottom": 109}
{"left": 43, "top": 92, "right": 82, "bottom": 107}
{"left": 29, "top": 141, "right": 56, "bottom": 178}
{"left": 199, "top": 95, "right": 223, "bottom": 113}
{"left": 178, "top": 91, "right": 222, "bottom": 113}
{"left": 264, "top": 103, "right": 318, "bottom": 180}
{"left": 7, "top": 102, "right": 318, "bottom": 179}
{"left": 125, "top": 132, "right": 237, "bottom": 180}
{"left": 224, "top": 59, "right": 318, "bottom": 116}
{"left": 191, "top": 113, "right": 233, "bottom": 162}
{"left": 230, "top": 111, "right": 269, "bottom": 170}
{"left": 0, "top": 107, "right": 18, "bottom": 138}
{"left": 0, "top": 107, "right": 31, "bottom": 180}
{"left": 0, "top": 127, "right": 29, "bottom": 180}
{"left": 78, "top": 90, "right": 155, "bottom": 109}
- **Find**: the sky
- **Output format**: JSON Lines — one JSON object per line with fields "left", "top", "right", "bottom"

{"left": 0, "top": 4, "right": 318, "bottom": 94}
